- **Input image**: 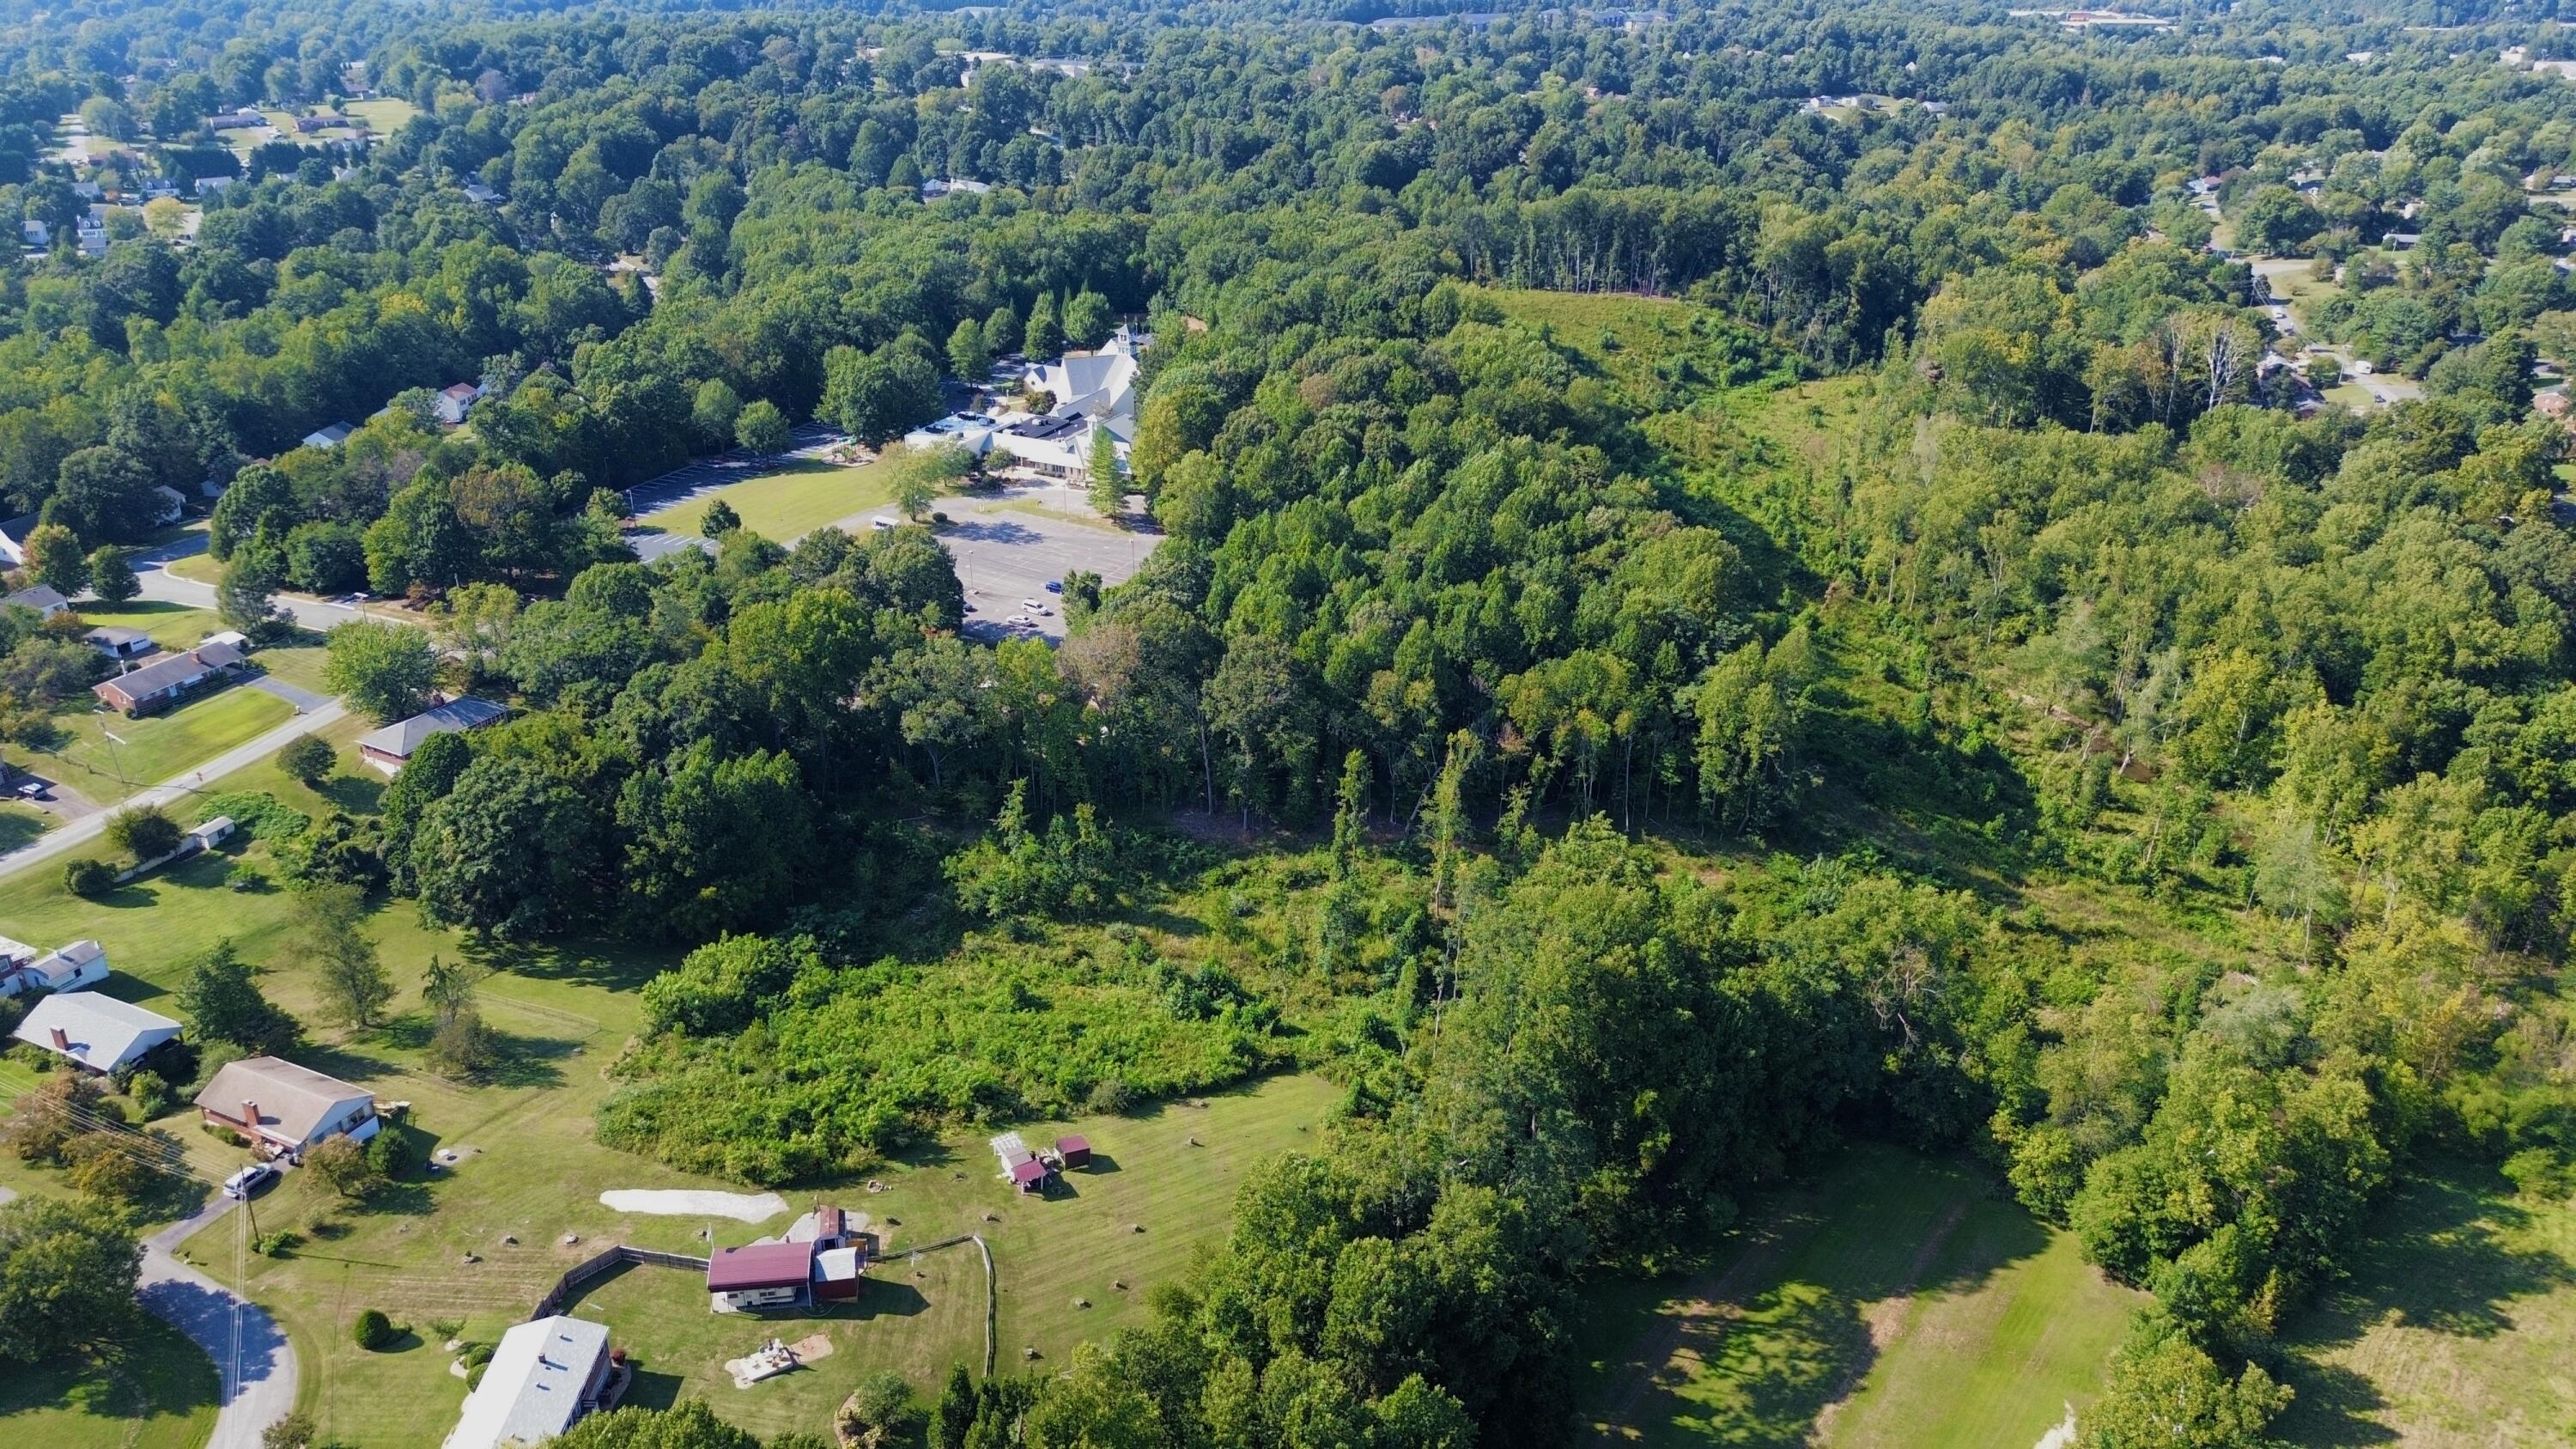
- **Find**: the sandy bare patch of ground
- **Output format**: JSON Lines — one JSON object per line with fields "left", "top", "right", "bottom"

{"left": 2033, "top": 1403, "right": 2078, "bottom": 1449}
{"left": 599, "top": 1189, "right": 788, "bottom": 1221}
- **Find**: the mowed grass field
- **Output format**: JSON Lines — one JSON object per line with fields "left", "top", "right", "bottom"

{"left": 1577, "top": 1145, "right": 2142, "bottom": 1449}
{"left": 46, "top": 684, "right": 294, "bottom": 789}
{"left": 21, "top": 596, "right": 295, "bottom": 790}
{"left": 0, "top": 1314, "right": 218, "bottom": 1449}
{"left": 641, "top": 459, "right": 892, "bottom": 541}
{"left": 576, "top": 1074, "right": 1339, "bottom": 1440}
{"left": 2278, "top": 1163, "right": 2576, "bottom": 1446}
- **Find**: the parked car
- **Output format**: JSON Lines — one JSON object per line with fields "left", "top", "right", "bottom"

{"left": 223, "top": 1162, "right": 276, "bottom": 1200}
{"left": 1044, "top": 580, "right": 1063, "bottom": 594}
{"left": 871, "top": 517, "right": 896, "bottom": 530}
{"left": 13, "top": 780, "right": 45, "bottom": 800}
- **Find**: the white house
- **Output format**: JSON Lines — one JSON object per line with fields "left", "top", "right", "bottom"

{"left": 301, "top": 422, "right": 355, "bottom": 450}
{"left": 193, "top": 1056, "right": 380, "bottom": 1158}
{"left": 434, "top": 382, "right": 483, "bottom": 426}
{"left": 443, "top": 1316, "right": 617, "bottom": 1449}
{"left": 0, "top": 939, "right": 110, "bottom": 997}
{"left": 12, "top": 992, "right": 181, "bottom": 1075}
{"left": 0, "top": 515, "right": 32, "bottom": 566}
{"left": 150, "top": 484, "right": 189, "bottom": 525}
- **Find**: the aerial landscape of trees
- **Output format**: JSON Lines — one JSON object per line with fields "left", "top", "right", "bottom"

{"left": 3, "top": 0, "right": 2576, "bottom": 1443}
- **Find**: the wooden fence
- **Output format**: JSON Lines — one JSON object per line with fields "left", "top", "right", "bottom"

{"left": 528, "top": 1244, "right": 711, "bottom": 1322}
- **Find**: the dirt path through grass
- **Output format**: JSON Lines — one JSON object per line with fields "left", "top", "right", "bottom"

{"left": 1589, "top": 1186, "right": 1827, "bottom": 1441}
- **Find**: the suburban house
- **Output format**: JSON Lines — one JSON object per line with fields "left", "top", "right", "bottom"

{"left": 208, "top": 107, "right": 265, "bottom": 130}
{"left": 0, "top": 515, "right": 32, "bottom": 567}
{"left": 0, "top": 939, "right": 110, "bottom": 997}
{"left": 3, "top": 584, "right": 69, "bottom": 616}
{"left": 301, "top": 422, "right": 355, "bottom": 450}
{"left": 194, "top": 1056, "right": 380, "bottom": 1158}
{"left": 435, "top": 382, "right": 484, "bottom": 425}
{"left": 357, "top": 696, "right": 509, "bottom": 774}
{"left": 150, "top": 484, "right": 189, "bottom": 525}
{"left": 12, "top": 992, "right": 181, "bottom": 1074}
{"left": 92, "top": 639, "right": 246, "bottom": 715}
{"left": 83, "top": 624, "right": 155, "bottom": 660}
{"left": 443, "top": 1315, "right": 618, "bottom": 1449}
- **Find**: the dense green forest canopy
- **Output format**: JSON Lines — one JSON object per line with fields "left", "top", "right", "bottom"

{"left": 6, "top": 0, "right": 2576, "bottom": 1444}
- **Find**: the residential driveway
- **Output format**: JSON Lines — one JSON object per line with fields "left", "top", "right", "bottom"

{"left": 0, "top": 701, "right": 348, "bottom": 879}
{"left": 247, "top": 674, "right": 332, "bottom": 711}
{"left": 143, "top": 1196, "right": 297, "bottom": 1449}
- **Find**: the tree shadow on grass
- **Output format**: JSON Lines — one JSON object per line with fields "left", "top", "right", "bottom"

{"left": 620, "top": 1366, "right": 685, "bottom": 1413}
{"left": 2291, "top": 1164, "right": 2573, "bottom": 1346}
{"left": 2275, "top": 1161, "right": 2576, "bottom": 1445}
{"left": 314, "top": 773, "right": 383, "bottom": 815}
{"left": 456, "top": 935, "right": 681, "bottom": 995}
{"left": 1588, "top": 1150, "right": 2051, "bottom": 1449}
{"left": 0, "top": 810, "right": 45, "bottom": 854}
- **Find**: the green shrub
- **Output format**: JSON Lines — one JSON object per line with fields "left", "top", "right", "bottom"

{"left": 352, "top": 1307, "right": 395, "bottom": 1349}
{"left": 105, "top": 805, "right": 182, "bottom": 862}
{"left": 196, "top": 791, "right": 310, "bottom": 844}
{"left": 63, "top": 857, "right": 114, "bottom": 896}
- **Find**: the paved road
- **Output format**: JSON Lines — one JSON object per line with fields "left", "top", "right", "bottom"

{"left": 0, "top": 699, "right": 348, "bottom": 879}
{"left": 131, "top": 534, "right": 414, "bottom": 634}
{"left": 143, "top": 1195, "right": 297, "bottom": 1449}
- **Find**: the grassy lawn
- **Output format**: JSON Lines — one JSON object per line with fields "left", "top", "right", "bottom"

{"left": 80, "top": 599, "right": 226, "bottom": 652}
{"left": 343, "top": 98, "right": 418, "bottom": 131}
{"left": 987, "top": 494, "right": 1122, "bottom": 532}
{"left": 576, "top": 1251, "right": 988, "bottom": 1441}
{"left": 43, "top": 685, "right": 294, "bottom": 793}
{"left": 1577, "top": 1144, "right": 2142, "bottom": 1449}
{"left": 640, "top": 459, "right": 891, "bottom": 542}
{"left": 202, "top": 1070, "right": 1333, "bottom": 1447}
{"left": 0, "top": 714, "right": 376, "bottom": 989}
{"left": 163, "top": 552, "right": 221, "bottom": 587}
{"left": 0, "top": 1315, "right": 219, "bottom": 1449}
{"left": 2278, "top": 1162, "right": 2576, "bottom": 1446}
{"left": 0, "top": 800, "right": 47, "bottom": 851}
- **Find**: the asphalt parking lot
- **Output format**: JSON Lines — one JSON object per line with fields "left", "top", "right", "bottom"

{"left": 933, "top": 479, "right": 1158, "bottom": 642}
{"left": 618, "top": 463, "right": 1158, "bottom": 642}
